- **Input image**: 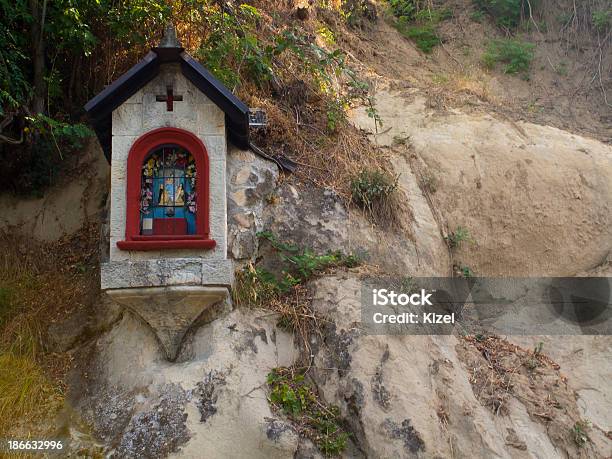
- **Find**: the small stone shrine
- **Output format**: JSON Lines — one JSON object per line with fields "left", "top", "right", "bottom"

{"left": 85, "top": 25, "right": 251, "bottom": 361}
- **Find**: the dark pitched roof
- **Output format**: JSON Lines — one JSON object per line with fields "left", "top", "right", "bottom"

{"left": 84, "top": 44, "right": 249, "bottom": 162}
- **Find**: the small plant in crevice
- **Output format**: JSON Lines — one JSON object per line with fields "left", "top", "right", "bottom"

{"left": 419, "top": 172, "right": 438, "bottom": 194}
{"left": 232, "top": 233, "right": 361, "bottom": 336}
{"left": 524, "top": 341, "right": 544, "bottom": 370}
{"left": 231, "top": 263, "right": 284, "bottom": 309}
{"left": 258, "top": 231, "right": 361, "bottom": 281}
{"left": 350, "top": 169, "right": 400, "bottom": 225}
{"left": 482, "top": 39, "right": 535, "bottom": 76}
{"left": 445, "top": 226, "right": 473, "bottom": 249}
{"left": 572, "top": 420, "right": 591, "bottom": 447}
{"left": 533, "top": 341, "right": 544, "bottom": 356}
{"left": 267, "top": 367, "right": 350, "bottom": 455}
{"left": 453, "top": 264, "right": 474, "bottom": 278}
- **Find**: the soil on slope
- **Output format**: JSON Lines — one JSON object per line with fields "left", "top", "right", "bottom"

{"left": 333, "top": 0, "right": 611, "bottom": 143}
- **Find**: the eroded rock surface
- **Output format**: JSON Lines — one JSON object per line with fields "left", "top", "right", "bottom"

{"left": 263, "top": 180, "right": 449, "bottom": 277}
{"left": 307, "top": 275, "right": 610, "bottom": 458}
{"left": 352, "top": 88, "right": 612, "bottom": 276}
{"left": 70, "top": 309, "right": 300, "bottom": 458}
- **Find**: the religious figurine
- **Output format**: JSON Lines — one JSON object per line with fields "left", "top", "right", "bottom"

{"left": 157, "top": 184, "right": 166, "bottom": 205}
{"left": 175, "top": 151, "right": 187, "bottom": 168}
{"left": 160, "top": 178, "right": 175, "bottom": 206}
{"left": 176, "top": 183, "right": 185, "bottom": 206}
{"left": 140, "top": 187, "right": 153, "bottom": 214}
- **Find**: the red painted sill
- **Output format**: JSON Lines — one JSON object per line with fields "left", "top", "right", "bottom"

{"left": 116, "top": 238, "right": 216, "bottom": 251}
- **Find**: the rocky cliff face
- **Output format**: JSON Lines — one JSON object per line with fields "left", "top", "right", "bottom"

{"left": 3, "top": 3, "right": 610, "bottom": 457}
{"left": 60, "top": 113, "right": 611, "bottom": 456}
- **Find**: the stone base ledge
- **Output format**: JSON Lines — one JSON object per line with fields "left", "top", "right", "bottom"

{"left": 106, "top": 285, "right": 230, "bottom": 361}
{"left": 101, "top": 258, "right": 234, "bottom": 290}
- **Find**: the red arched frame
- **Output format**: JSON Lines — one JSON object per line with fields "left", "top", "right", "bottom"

{"left": 116, "top": 127, "right": 216, "bottom": 251}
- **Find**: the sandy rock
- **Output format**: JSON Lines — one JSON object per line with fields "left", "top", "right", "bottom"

{"left": 46, "top": 296, "right": 122, "bottom": 353}
{"left": 352, "top": 89, "right": 612, "bottom": 276}
{"left": 0, "top": 138, "right": 109, "bottom": 241}
{"left": 263, "top": 181, "right": 449, "bottom": 276}
{"left": 70, "top": 308, "right": 300, "bottom": 458}
{"left": 307, "top": 274, "right": 610, "bottom": 458}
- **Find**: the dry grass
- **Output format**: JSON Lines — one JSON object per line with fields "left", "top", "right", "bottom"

{"left": 233, "top": 263, "right": 327, "bottom": 365}
{"left": 457, "top": 335, "right": 596, "bottom": 456}
{"left": 0, "top": 354, "right": 64, "bottom": 436}
{"left": 245, "top": 84, "right": 391, "bottom": 201}
{"left": 0, "top": 223, "right": 100, "bottom": 437}
{"left": 211, "top": 1, "right": 395, "bottom": 202}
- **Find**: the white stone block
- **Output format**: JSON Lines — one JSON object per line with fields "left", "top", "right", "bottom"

{"left": 142, "top": 92, "right": 198, "bottom": 132}
{"left": 202, "top": 136, "right": 226, "bottom": 162}
{"left": 109, "top": 236, "right": 129, "bottom": 261}
{"left": 100, "top": 258, "right": 234, "bottom": 290}
{"left": 111, "top": 136, "right": 138, "bottom": 162}
{"left": 195, "top": 90, "right": 214, "bottom": 106}
{"left": 125, "top": 89, "right": 144, "bottom": 104}
{"left": 197, "top": 105, "right": 225, "bottom": 136}
{"left": 112, "top": 103, "right": 143, "bottom": 136}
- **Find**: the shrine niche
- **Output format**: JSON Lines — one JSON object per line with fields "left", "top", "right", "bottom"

{"left": 84, "top": 24, "right": 252, "bottom": 361}
{"left": 117, "top": 127, "right": 214, "bottom": 250}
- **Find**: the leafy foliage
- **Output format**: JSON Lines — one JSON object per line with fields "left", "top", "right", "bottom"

{"left": 445, "top": 226, "right": 473, "bottom": 249}
{"left": 403, "top": 24, "right": 441, "bottom": 53}
{"left": 482, "top": 39, "right": 535, "bottom": 75}
{"left": 259, "top": 231, "right": 361, "bottom": 283}
{"left": 0, "top": 0, "right": 31, "bottom": 114}
{"left": 195, "top": 4, "right": 271, "bottom": 89}
{"left": 0, "top": 0, "right": 171, "bottom": 193}
{"left": 341, "top": 0, "right": 377, "bottom": 27}
{"left": 473, "top": 0, "right": 529, "bottom": 28}
{"left": 351, "top": 169, "right": 398, "bottom": 215}
{"left": 0, "top": 0, "right": 171, "bottom": 114}
{"left": 388, "top": 0, "right": 418, "bottom": 21}
{"left": 592, "top": 9, "right": 611, "bottom": 32}
{"left": 267, "top": 368, "right": 349, "bottom": 455}
{"left": 232, "top": 232, "right": 360, "bottom": 310}
{"left": 387, "top": 0, "right": 451, "bottom": 53}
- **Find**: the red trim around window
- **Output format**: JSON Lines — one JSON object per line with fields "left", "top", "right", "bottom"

{"left": 116, "top": 127, "right": 216, "bottom": 251}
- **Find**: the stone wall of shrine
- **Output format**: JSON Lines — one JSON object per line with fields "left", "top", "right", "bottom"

{"left": 101, "top": 63, "right": 233, "bottom": 290}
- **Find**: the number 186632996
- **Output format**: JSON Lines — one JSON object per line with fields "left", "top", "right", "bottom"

{"left": 5, "top": 440, "right": 64, "bottom": 451}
